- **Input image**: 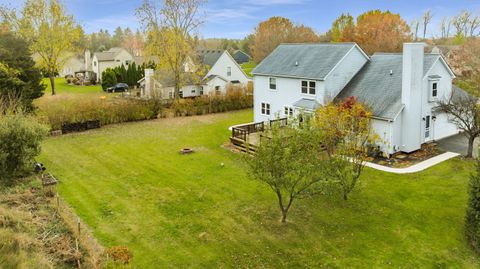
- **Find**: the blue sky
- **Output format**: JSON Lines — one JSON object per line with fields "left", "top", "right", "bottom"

{"left": 2, "top": 0, "right": 480, "bottom": 39}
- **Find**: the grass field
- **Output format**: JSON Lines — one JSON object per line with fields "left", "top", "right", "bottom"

{"left": 42, "top": 77, "right": 103, "bottom": 96}
{"left": 241, "top": 61, "right": 256, "bottom": 77}
{"left": 39, "top": 109, "right": 480, "bottom": 268}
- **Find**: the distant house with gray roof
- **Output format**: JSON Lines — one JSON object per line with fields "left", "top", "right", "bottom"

{"left": 140, "top": 49, "right": 251, "bottom": 98}
{"left": 232, "top": 50, "right": 251, "bottom": 64}
{"left": 92, "top": 47, "right": 136, "bottom": 82}
{"left": 251, "top": 42, "right": 461, "bottom": 155}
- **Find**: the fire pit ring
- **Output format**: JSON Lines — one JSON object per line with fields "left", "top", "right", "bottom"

{"left": 180, "top": 148, "right": 194, "bottom": 154}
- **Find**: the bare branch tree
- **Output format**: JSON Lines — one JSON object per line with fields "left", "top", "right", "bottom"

{"left": 438, "top": 88, "right": 480, "bottom": 158}
{"left": 422, "top": 10, "right": 432, "bottom": 39}
{"left": 470, "top": 15, "right": 480, "bottom": 37}
{"left": 411, "top": 19, "right": 420, "bottom": 41}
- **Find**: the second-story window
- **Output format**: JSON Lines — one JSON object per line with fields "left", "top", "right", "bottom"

{"left": 227, "top": 67, "right": 232, "bottom": 76}
{"left": 269, "top": 78, "right": 276, "bottom": 90}
{"left": 301, "top": 80, "right": 316, "bottom": 95}
{"left": 432, "top": 82, "right": 438, "bottom": 97}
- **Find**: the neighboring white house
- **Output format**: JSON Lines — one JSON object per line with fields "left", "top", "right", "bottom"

{"left": 139, "top": 50, "right": 251, "bottom": 98}
{"left": 59, "top": 55, "right": 84, "bottom": 77}
{"left": 251, "top": 42, "right": 463, "bottom": 155}
{"left": 92, "top": 47, "right": 135, "bottom": 82}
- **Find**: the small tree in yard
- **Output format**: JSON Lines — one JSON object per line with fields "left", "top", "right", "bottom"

{"left": 438, "top": 88, "right": 480, "bottom": 158}
{"left": 246, "top": 122, "right": 330, "bottom": 223}
{"left": 314, "top": 97, "right": 378, "bottom": 200}
{"left": 466, "top": 158, "right": 480, "bottom": 252}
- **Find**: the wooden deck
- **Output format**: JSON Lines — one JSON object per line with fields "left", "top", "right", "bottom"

{"left": 230, "top": 118, "right": 287, "bottom": 153}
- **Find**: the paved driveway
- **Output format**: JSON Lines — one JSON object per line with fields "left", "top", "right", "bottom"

{"left": 436, "top": 133, "right": 478, "bottom": 158}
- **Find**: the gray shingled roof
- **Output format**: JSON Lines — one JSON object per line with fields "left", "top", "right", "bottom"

{"left": 197, "top": 50, "right": 224, "bottom": 67}
{"left": 336, "top": 53, "right": 441, "bottom": 120}
{"left": 94, "top": 47, "right": 128, "bottom": 62}
{"left": 293, "top": 98, "right": 321, "bottom": 110}
{"left": 251, "top": 43, "right": 360, "bottom": 80}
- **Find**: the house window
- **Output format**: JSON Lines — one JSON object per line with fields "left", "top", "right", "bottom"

{"left": 168, "top": 91, "right": 173, "bottom": 99}
{"left": 261, "top": 102, "right": 270, "bottom": 115}
{"left": 269, "top": 78, "right": 276, "bottom": 90}
{"left": 200, "top": 87, "right": 204, "bottom": 95}
{"left": 179, "top": 90, "right": 183, "bottom": 98}
{"left": 191, "top": 89, "right": 196, "bottom": 94}
{"left": 215, "top": 86, "right": 221, "bottom": 95}
{"left": 301, "top": 80, "right": 316, "bottom": 95}
{"left": 432, "top": 82, "right": 438, "bottom": 97}
{"left": 301, "top": 81, "right": 308, "bottom": 94}
{"left": 227, "top": 67, "right": 231, "bottom": 76}
{"left": 309, "top": 81, "right": 316, "bottom": 95}
{"left": 93, "top": 61, "right": 97, "bottom": 67}
{"left": 284, "top": 106, "right": 293, "bottom": 116}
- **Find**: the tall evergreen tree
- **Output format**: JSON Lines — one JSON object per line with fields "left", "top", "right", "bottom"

{"left": 0, "top": 31, "right": 45, "bottom": 111}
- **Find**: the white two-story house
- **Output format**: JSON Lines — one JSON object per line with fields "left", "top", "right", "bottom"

{"left": 251, "top": 42, "right": 463, "bottom": 155}
{"left": 140, "top": 50, "right": 251, "bottom": 98}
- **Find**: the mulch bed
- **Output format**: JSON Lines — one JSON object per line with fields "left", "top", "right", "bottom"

{"left": 367, "top": 143, "right": 445, "bottom": 168}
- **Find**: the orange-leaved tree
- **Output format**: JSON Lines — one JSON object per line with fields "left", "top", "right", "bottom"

{"left": 314, "top": 96, "right": 379, "bottom": 200}
{"left": 250, "top": 16, "right": 319, "bottom": 63}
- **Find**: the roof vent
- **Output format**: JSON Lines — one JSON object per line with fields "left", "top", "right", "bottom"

{"left": 389, "top": 70, "right": 393, "bottom": 76}
{"left": 295, "top": 61, "right": 299, "bottom": 66}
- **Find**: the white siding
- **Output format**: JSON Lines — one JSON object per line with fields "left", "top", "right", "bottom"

{"left": 324, "top": 46, "right": 368, "bottom": 101}
{"left": 254, "top": 75, "right": 325, "bottom": 122}
{"left": 423, "top": 58, "right": 459, "bottom": 140}
{"left": 204, "top": 77, "right": 228, "bottom": 95}
{"left": 205, "top": 51, "right": 250, "bottom": 85}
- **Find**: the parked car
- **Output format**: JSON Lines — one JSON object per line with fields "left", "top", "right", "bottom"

{"left": 106, "top": 83, "right": 129, "bottom": 93}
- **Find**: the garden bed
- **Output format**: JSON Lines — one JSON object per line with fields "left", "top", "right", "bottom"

{"left": 367, "top": 143, "right": 445, "bottom": 168}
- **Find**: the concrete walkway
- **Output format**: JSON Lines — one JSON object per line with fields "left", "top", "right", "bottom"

{"left": 364, "top": 152, "right": 460, "bottom": 174}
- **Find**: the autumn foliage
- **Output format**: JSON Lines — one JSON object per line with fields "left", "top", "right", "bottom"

{"left": 251, "top": 16, "right": 320, "bottom": 63}
{"left": 330, "top": 10, "right": 412, "bottom": 55}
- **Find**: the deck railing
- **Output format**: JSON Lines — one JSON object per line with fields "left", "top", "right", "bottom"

{"left": 231, "top": 117, "right": 287, "bottom": 142}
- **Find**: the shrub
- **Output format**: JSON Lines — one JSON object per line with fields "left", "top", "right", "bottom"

{"left": 0, "top": 112, "right": 48, "bottom": 184}
{"left": 101, "top": 69, "right": 117, "bottom": 90}
{"left": 466, "top": 159, "right": 480, "bottom": 252}
{"left": 37, "top": 96, "right": 157, "bottom": 131}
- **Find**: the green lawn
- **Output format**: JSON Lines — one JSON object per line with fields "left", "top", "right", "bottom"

{"left": 41, "top": 77, "right": 103, "bottom": 96}
{"left": 39, "top": 109, "right": 480, "bottom": 268}
{"left": 241, "top": 61, "right": 256, "bottom": 77}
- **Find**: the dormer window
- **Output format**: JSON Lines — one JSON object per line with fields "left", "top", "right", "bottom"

{"left": 269, "top": 78, "right": 276, "bottom": 90}
{"left": 432, "top": 82, "right": 438, "bottom": 97}
{"left": 227, "top": 67, "right": 231, "bottom": 76}
{"left": 428, "top": 75, "right": 441, "bottom": 101}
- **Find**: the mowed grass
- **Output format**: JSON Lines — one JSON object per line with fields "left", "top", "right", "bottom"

{"left": 241, "top": 61, "right": 256, "bottom": 77}
{"left": 39, "top": 109, "right": 480, "bottom": 268}
{"left": 41, "top": 77, "right": 104, "bottom": 96}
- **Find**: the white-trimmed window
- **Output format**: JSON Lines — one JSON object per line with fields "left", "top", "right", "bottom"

{"left": 215, "top": 86, "right": 221, "bottom": 95}
{"left": 227, "top": 67, "right": 232, "bottom": 76}
{"left": 269, "top": 77, "right": 276, "bottom": 90}
{"left": 261, "top": 102, "right": 270, "bottom": 115}
{"left": 191, "top": 89, "right": 196, "bottom": 94}
{"left": 284, "top": 106, "right": 294, "bottom": 116}
{"left": 301, "top": 80, "right": 316, "bottom": 95}
{"left": 432, "top": 82, "right": 438, "bottom": 97}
